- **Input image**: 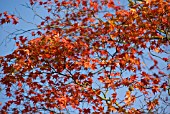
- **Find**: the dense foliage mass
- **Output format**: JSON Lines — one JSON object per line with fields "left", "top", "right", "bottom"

{"left": 0, "top": 0, "right": 170, "bottom": 113}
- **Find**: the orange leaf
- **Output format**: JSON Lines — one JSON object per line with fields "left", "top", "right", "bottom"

{"left": 125, "top": 91, "right": 131, "bottom": 98}
{"left": 84, "top": 61, "right": 90, "bottom": 68}
{"left": 18, "top": 82, "right": 22, "bottom": 87}
{"left": 154, "top": 48, "right": 160, "bottom": 53}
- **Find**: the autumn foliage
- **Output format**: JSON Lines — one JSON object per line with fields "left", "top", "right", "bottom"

{"left": 0, "top": 0, "right": 170, "bottom": 113}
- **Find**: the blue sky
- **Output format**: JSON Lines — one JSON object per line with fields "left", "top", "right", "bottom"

{"left": 0, "top": 0, "right": 39, "bottom": 56}
{"left": 0, "top": 0, "right": 169, "bottom": 113}
{"left": 0, "top": 0, "right": 128, "bottom": 56}
{"left": 0, "top": 0, "right": 38, "bottom": 109}
{"left": 0, "top": 1, "right": 133, "bottom": 112}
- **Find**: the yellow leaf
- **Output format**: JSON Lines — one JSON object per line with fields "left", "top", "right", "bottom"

{"left": 108, "top": 20, "right": 115, "bottom": 26}
{"left": 130, "top": 8, "right": 136, "bottom": 13}
{"left": 145, "top": 0, "right": 152, "bottom": 4}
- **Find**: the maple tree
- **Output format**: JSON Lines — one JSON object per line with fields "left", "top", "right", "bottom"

{"left": 0, "top": 0, "right": 170, "bottom": 113}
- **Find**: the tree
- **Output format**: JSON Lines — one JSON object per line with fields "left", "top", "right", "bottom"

{"left": 0, "top": 0, "right": 170, "bottom": 113}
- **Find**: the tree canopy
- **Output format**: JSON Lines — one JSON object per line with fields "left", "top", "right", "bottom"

{"left": 0, "top": 0, "right": 170, "bottom": 113}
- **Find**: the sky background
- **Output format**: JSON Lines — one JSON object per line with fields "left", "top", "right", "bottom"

{"left": 0, "top": 0, "right": 44, "bottom": 109}
{"left": 0, "top": 0, "right": 41, "bottom": 56}
{"left": 0, "top": 0, "right": 129, "bottom": 56}
{"left": 0, "top": 0, "right": 169, "bottom": 113}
